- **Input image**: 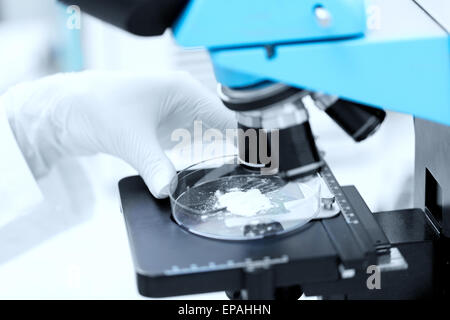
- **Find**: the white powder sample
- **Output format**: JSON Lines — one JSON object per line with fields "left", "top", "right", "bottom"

{"left": 215, "top": 189, "right": 273, "bottom": 217}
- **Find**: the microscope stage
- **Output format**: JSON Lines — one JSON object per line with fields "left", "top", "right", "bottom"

{"left": 119, "top": 165, "right": 390, "bottom": 298}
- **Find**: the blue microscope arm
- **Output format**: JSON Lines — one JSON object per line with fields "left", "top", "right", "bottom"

{"left": 172, "top": 0, "right": 450, "bottom": 126}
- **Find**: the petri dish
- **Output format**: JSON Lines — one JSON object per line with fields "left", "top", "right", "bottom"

{"left": 169, "top": 155, "right": 321, "bottom": 241}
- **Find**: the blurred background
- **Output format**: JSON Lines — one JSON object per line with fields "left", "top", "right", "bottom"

{"left": 0, "top": 0, "right": 414, "bottom": 299}
{"left": 0, "top": 0, "right": 218, "bottom": 92}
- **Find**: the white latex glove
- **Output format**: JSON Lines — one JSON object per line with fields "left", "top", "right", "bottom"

{"left": 4, "top": 71, "right": 235, "bottom": 198}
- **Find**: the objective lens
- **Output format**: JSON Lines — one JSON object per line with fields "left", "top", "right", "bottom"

{"left": 314, "top": 94, "right": 386, "bottom": 142}
{"left": 219, "top": 83, "right": 323, "bottom": 178}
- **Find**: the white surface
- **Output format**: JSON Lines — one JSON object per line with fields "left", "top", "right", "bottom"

{"left": 415, "top": 0, "right": 450, "bottom": 31}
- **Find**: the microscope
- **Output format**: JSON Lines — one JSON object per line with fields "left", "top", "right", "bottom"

{"left": 60, "top": 0, "right": 450, "bottom": 299}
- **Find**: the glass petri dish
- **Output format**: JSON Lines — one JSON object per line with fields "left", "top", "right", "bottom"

{"left": 169, "top": 155, "right": 321, "bottom": 241}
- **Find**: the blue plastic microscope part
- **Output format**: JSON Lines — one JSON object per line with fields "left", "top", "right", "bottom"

{"left": 211, "top": 66, "right": 267, "bottom": 89}
{"left": 174, "top": 0, "right": 367, "bottom": 88}
{"left": 173, "top": 0, "right": 450, "bottom": 126}
{"left": 173, "top": 0, "right": 367, "bottom": 49}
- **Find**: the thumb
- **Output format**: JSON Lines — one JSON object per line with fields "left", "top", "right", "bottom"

{"left": 134, "top": 138, "right": 177, "bottom": 199}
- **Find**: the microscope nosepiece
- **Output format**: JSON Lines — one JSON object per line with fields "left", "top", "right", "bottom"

{"left": 218, "top": 83, "right": 323, "bottom": 178}
{"left": 313, "top": 93, "right": 386, "bottom": 142}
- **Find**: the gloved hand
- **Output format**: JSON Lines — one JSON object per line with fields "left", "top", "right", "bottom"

{"left": 3, "top": 70, "right": 235, "bottom": 198}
